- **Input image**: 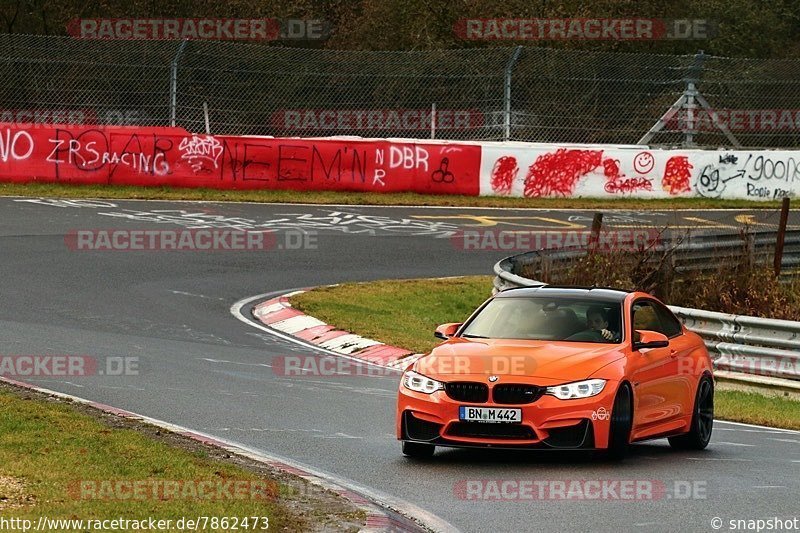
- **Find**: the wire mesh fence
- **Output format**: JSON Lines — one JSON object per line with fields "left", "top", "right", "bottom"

{"left": 1, "top": 33, "right": 800, "bottom": 147}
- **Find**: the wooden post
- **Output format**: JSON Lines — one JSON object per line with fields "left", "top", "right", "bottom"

{"left": 774, "top": 197, "right": 790, "bottom": 276}
{"left": 589, "top": 212, "right": 603, "bottom": 255}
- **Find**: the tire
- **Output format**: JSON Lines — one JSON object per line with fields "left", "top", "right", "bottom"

{"left": 401, "top": 441, "right": 435, "bottom": 459}
{"left": 669, "top": 376, "right": 714, "bottom": 451}
{"left": 605, "top": 383, "right": 633, "bottom": 461}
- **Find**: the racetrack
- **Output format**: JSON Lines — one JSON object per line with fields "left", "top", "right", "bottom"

{"left": 2, "top": 197, "right": 799, "bottom": 532}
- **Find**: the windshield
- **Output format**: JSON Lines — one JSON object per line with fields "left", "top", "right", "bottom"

{"left": 460, "top": 297, "right": 623, "bottom": 343}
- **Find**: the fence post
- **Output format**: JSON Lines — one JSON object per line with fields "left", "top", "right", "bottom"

{"left": 169, "top": 40, "right": 188, "bottom": 127}
{"left": 203, "top": 102, "right": 211, "bottom": 134}
{"left": 431, "top": 102, "right": 436, "bottom": 139}
{"left": 775, "top": 197, "right": 791, "bottom": 276}
{"left": 638, "top": 50, "right": 742, "bottom": 147}
{"left": 682, "top": 51, "right": 706, "bottom": 147}
{"left": 503, "top": 46, "right": 524, "bottom": 142}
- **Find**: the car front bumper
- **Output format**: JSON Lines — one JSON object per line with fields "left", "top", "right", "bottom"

{"left": 396, "top": 380, "right": 619, "bottom": 450}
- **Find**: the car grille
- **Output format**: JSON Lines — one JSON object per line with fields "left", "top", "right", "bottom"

{"left": 492, "top": 384, "right": 544, "bottom": 405}
{"left": 447, "top": 422, "right": 536, "bottom": 440}
{"left": 445, "top": 382, "right": 489, "bottom": 403}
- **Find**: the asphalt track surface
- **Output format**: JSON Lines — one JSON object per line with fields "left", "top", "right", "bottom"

{"left": 2, "top": 197, "right": 799, "bottom": 533}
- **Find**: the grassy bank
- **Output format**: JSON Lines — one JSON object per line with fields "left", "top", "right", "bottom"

{"left": 0, "top": 383, "right": 363, "bottom": 531}
{"left": 292, "top": 277, "right": 800, "bottom": 430}
{"left": 0, "top": 182, "right": 783, "bottom": 209}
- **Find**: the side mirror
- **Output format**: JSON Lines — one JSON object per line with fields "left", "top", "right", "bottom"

{"left": 434, "top": 323, "right": 462, "bottom": 340}
{"left": 633, "top": 330, "right": 669, "bottom": 351}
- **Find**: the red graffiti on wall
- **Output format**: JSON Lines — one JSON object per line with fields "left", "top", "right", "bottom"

{"left": 662, "top": 156, "right": 693, "bottom": 195}
{"left": 523, "top": 149, "right": 603, "bottom": 197}
{"left": 0, "top": 124, "right": 482, "bottom": 195}
{"left": 490, "top": 155, "right": 518, "bottom": 195}
{"left": 605, "top": 177, "right": 653, "bottom": 194}
{"left": 602, "top": 158, "right": 623, "bottom": 180}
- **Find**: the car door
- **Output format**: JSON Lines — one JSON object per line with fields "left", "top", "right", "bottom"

{"left": 651, "top": 301, "right": 696, "bottom": 417}
{"left": 629, "top": 299, "right": 683, "bottom": 436}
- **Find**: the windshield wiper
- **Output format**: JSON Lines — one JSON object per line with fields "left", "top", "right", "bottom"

{"left": 461, "top": 334, "right": 489, "bottom": 339}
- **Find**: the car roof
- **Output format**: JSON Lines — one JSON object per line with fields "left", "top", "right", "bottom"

{"left": 495, "top": 284, "right": 631, "bottom": 303}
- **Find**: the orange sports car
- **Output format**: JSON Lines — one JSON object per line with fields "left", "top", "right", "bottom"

{"left": 396, "top": 286, "right": 714, "bottom": 459}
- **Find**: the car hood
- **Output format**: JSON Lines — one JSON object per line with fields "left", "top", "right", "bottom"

{"left": 414, "top": 337, "right": 625, "bottom": 384}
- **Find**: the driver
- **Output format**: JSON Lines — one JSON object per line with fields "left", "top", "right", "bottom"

{"left": 586, "top": 305, "right": 614, "bottom": 341}
{"left": 565, "top": 305, "right": 616, "bottom": 342}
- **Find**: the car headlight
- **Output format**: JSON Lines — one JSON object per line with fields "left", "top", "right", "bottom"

{"left": 402, "top": 371, "right": 444, "bottom": 394}
{"left": 546, "top": 379, "right": 606, "bottom": 400}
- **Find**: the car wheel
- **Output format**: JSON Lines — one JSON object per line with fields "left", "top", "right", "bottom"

{"left": 401, "top": 441, "right": 435, "bottom": 459}
{"left": 606, "top": 383, "right": 633, "bottom": 461}
{"left": 669, "top": 375, "right": 714, "bottom": 450}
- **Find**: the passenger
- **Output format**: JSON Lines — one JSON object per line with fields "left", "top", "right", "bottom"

{"left": 542, "top": 306, "right": 582, "bottom": 339}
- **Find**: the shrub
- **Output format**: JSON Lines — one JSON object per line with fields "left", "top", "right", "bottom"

{"left": 523, "top": 234, "right": 800, "bottom": 320}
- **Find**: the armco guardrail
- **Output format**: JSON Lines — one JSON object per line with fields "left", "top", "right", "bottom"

{"left": 492, "top": 235, "right": 800, "bottom": 384}
{"left": 493, "top": 230, "right": 800, "bottom": 289}
{"left": 671, "top": 231, "right": 800, "bottom": 274}
{"left": 669, "top": 306, "right": 800, "bottom": 380}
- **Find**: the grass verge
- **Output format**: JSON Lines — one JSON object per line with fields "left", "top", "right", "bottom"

{"left": 291, "top": 276, "right": 800, "bottom": 431}
{"left": 293, "top": 276, "right": 493, "bottom": 354}
{"left": 714, "top": 390, "right": 800, "bottom": 431}
{"left": 0, "top": 182, "right": 784, "bottom": 209}
{"left": 0, "top": 382, "right": 364, "bottom": 532}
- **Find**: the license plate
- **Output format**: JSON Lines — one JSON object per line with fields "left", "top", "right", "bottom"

{"left": 459, "top": 406, "right": 522, "bottom": 423}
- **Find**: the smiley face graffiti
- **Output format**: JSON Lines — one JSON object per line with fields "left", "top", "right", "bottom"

{"left": 633, "top": 151, "right": 655, "bottom": 174}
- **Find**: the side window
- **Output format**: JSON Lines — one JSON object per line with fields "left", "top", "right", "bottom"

{"left": 631, "top": 301, "right": 664, "bottom": 335}
{"left": 652, "top": 301, "right": 683, "bottom": 338}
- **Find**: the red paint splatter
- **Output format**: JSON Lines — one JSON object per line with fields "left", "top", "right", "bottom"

{"left": 602, "top": 158, "right": 623, "bottom": 180}
{"left": 662, "top": 156, "right": 693, "bottom": 195}
{"left": 523, "top": 149, "right": 603, "bottom": 197}
{"left": 490, "top": 156, "right": 518, "bottom": 195}
{"left": 605, "top": 177, "right": 653, "bottom": 194}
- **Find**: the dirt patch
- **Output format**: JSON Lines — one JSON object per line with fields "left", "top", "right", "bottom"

{"left": 0, "top": 475, "right": 35, "bottom": 510}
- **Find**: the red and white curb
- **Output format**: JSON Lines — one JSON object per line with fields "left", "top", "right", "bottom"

{"left": 252, "top": 290, "right": 423, "bottom": 370}
{"left": 0, "top": 375, "right": 447, "bottom": 533}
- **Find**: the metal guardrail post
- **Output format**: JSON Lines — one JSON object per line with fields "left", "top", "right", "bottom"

{"left": 503, "top": 46, "right": 523, "bottom": 142}
{"left": 169, "top": 40, "right": 188, "bottom": 128}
